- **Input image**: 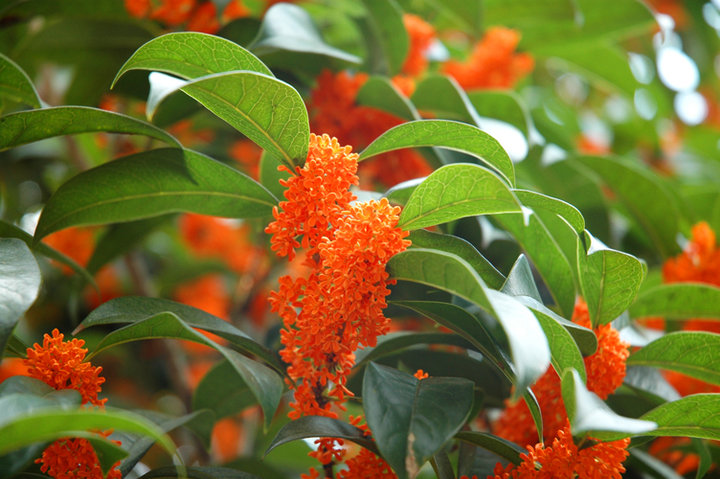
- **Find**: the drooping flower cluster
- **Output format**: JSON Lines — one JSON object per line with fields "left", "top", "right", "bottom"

{"left": 442, "top": 27, "right": 534, "bottom": 90}
{"left": 663, "top": 221, "right": 720, "bottom": 288}
{"left": 266, "top": 133, "right": 410, "bottom": 475}
{"left": 400, "top": 13, "right": 436, "bottom": 77}
{"left": 124, "top": 0, "right": 249, "bottom": 33}
{"left": 24, "top": 329, "right": 121, "bottom": 479}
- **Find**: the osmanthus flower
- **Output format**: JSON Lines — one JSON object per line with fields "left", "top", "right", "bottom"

{"left": 663, "top": 221, "right": 720, "bottom": 288}
{"left": 24, "top": 329, "right": 121, "bottom": 479}
{"left": 401, "top": 13, "right": 436, "bottom": 77}
{"left": 442, "top": 27, "right": 534, "bottom": 90}
{"left": 124, "top": 0, "right": 249, "bottom": 32}
{"left": 43, "top": 227, "right": 96, "bottom": 275}
{"left": 493, "top": 299, "right": 629, "bottom": 446}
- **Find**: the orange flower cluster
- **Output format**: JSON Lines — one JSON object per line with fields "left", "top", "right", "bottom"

{"left": 36, "top": 431, "right": 122, "bottom": 479}
{"left": 308, "top": 70, "right": 433, "bottom": 188}
{"left": 25, "top": 329, "right": 107, "bottom": 406}
{"left": 266, "top": 134, "right": 410, "bottom": 474}
{"left": 442, "top": 27, "right": 534, "bottom": 90}
{"left": 24, "top": 329, "right": 121, "bottom": 479}
{"left": 663, "top": 221, "right": 720, "bottom": 288}
{"left": 124, "top": 0, "right": 249, "bottom": 33}
{"left": 489, "top": 422, "right": 630, "bottom": 479}
{"left": 493, "top": 299, "right": 629, "bottom": 446}
{"left": 401, "top": 14, "right": 436, "bottom": 77}
{"left": 43, "top": 227, "right": 96, "bottom": 275}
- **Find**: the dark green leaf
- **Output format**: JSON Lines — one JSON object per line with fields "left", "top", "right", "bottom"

{"left": 86, "top": 313, "right": 283, "bottom": 430}
{"left": 249, "top": 3, "right": 360, "bottom": 64}
{"left": 0, "top": 239, "right": 41, "bottom": 358}
{"left": 359, "top": 0, "right": 408, "bottom": 75}
{"left": 192, "top": 360, "right": 256, "bottom": 421}
{"left": 113, "top": 32, "right": 273, "bottom": 87}
{"left": 363, "top": 363, "right": 474, "bottom": 479}
{"left": 535, "top": 308, "right": 586, "bottom": 381}
{"left": 360, "top": 120, "right": 515, "bottom": 186}
{"left": 501, "top": 254, "right": 541, "bottom": 301}
{"left": 265, "top": 416, "right": 379, "bottom": 457}
{"left": 79, "top": 296, "right": 284, "bottom": 373}
{"left": 0, "top": 53, "right": 42, "bottom": 110}
{"left": 33, "top": 148, "right": 277, "bottom": 240}
{"left": 139, "top": 466, "right": 260, "bottom": 479}
{"left": 628, "top": 332, "right": 720, "bottom": 386}
{"left": 455, "top": 431, "right": 524, "bottom": 465}
{"left": 630, "top": 284, "right": 720, "bottom": 321}
{"left": 353, "top": 331, "right": 475, "bottom": 368}
{"left": 578, "top": 234, "right": 646, "bottom": 326}
{"left": 0, "top": 107, "right": 179, "bottom": 152}
{"left": 357, "top": 76, "right": 418, "bottom": 121}
{"left": 408, "top": 230, "right": 505, "bottom": 289}
{"left": 430, "top": 450, "right": 455, "bottom": 479}
{"left": 148, "top": 71, "right": 309, "bottom": 169}
{"left": 561, "top": 369, "right": 656, "bottom": 439}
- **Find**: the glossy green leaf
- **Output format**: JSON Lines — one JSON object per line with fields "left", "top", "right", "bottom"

{"left": 113, "top": 32, "right": 272, "bottom": 87}
{"left": 501, "top": 254, "right": 541, "bottom": 301}
{"left": 455, "top": 431, "right": 524, "bottom": 465}
{"left": 139, "top": 466, "right": 260, "bottom": 479}
{"left": 0, "top": 239, "right": 41, "bottom": 358}
{"left": 86, "top": 313, "right": 283, "bottom": 430}
{"left": 0, "top": 53, "right": 42, "bottom": 110}
{"left": 408, "top": 230, "right": 505, "bottom": 289}
{"left": 398, "top": 163, "right": 519, "bottom": 230}
{"left": 387, "top": 248, "right": 550, "bottom": 395}
{"left": 353, "top": 331, "right": 475, "bottom": 369}
{"left": 628, "top": 332, "right": 720, "bottom": 386}
{"left": 249, "top": 3, "right": 360, "bottom": 64}
{"left": 514, "top": 190, "right": 585, "bottom": 234}
{"left": 467, "top": 90, "right": 530, "bottom": 136}
{"left": 0, "top": 106, "right": 180, "bottom": 152}
{"left": 192, "top": 359, "right": 256, "bottom": 421}
{"left": 147, "top": 71, "right": 309, "bottom": 168}
{"left": 265, "top": 416, "right": 379, "bottom": 457}
{"left": 411, "top": 74, "right": 481, "bottom": 125}
{"left": 357, "top": 76, "right": 418, "bottom": 120}
{"left": 578, "top": 234, "right": 646, "bottom": 327}
{"left": 360, "top": 120, "right": 515, "bottom": 186}
{"left": 561, "top": 369, "right": 656, "bottom": 438}
{"left": 363, "top": 363, "right": 474, "bottom": 479}
{"left": 536, "top": 308, "right": 586, "bottom": 381}
{"left": 576, "top": 155, "right": 682, "bottom": 257}
{"left": 33, "top": 148, "right": 277, "bottom": 241}
{"left": 0, "top": 220, "right": 94, "bottom": 285}
{"left": 630, "top": 284, "right": 720, "bottom": 321}
{"left": 79, "top": 296, "right": 284, "bottom": 373}
{"left": 494, "top": 209, "right": 577, "bottom": 317}
{"left": 359, "top": 0, "right": 408, "bottom": 75}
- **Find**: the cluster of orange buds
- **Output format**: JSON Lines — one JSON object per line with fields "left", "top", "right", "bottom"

{"left": 124, "top": 0, "right": 250, "bottom": 33}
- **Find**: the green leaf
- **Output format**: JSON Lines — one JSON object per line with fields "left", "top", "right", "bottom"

{"left": 265, "top": 416, "right": 379, "bottom": 457}
{"left": 628, "top": 332, "right": 720, "bottom": 386}
{"left": 398, "top": 163, "right": 520, "bottom": 230}
{"left": 138, "top": 466, "right": 260, "bottom": 479}
{"left": 501, "top": 254, "right": 541, "bottom": 301}
{"left": 408, "top": 230, "right": 505, "bottom": 290}
{"left": 86, "top": 313, "right": 283, "bottom": 430}
{"left": 360, "top": 120, "right": 516, "bottom": 186}
{"left": 467, "top": 90, "right": 530, "bottom": 136}
{"left": 33, "top": 148, "right": 277, "bottom": 241}
{"left": 575, "top": 155, "right": 682, "bottom": 257}
{"left": 0, "top": 407, "right": 175, "bottom": 459}
{"left": 630, "top": 284, "right": 720, "bottom": 321}
{"left": 113, "top": 32, "right": 273, "bottom": 87}
{"left": 0, "top": 239, "right": 41, "bottom": 358}
{"left": 411, "top": 74, "right": 481, "bottom": 125}
{"left": 0, "top": 106, "right": 180, "bottom": 152}
{"left": 454, "top": 431, "right": 524, "bottom": 465}
{"left": 0, "top": 220, "right": 94, "bottom": 285}
{"left": 192, "top": 360, "right": 257, "bottom": 422}
{"left": 536, "top": 308, "right": 586, "bottom": 382}
{"left": 357, "top": 76, "right": 418, "bottom": 121}
{"left": 363, "top": 363, "right": 474, "bottom": 479}
{"left": 147, "top": 71, "right": 309, "bottom": 169}
{"left": 249, "top": 3, "right": 360, "bottom": 64}
{"left": 359, "top": 0, "right": 408, "bottom": 75}
{"left": 561, "top": 369, "right": 656, "bottom": 439}
{"left": 0, "top": 53, "right": 42, "bottom": 110}
{"left": 578, "top": 233, "right": 646, "bottom": 327}
{"left": 353, "top": 331, "right": 475, "bottom": 368}
{"left": 79, "top": 296, "right": 284, "bottom": 373}
{"left": 514, "top": 190, "right": 585, "bottom": 234}
{"left": 387, "top": 248, "right": 550, "bottom": 394}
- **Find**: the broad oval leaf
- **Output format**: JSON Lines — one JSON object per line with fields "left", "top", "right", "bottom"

{"left": 578, "top": 234, "right": 646, "bottom": 326}
{"left": 33, "top": 148, "right": 277, "bottom": 240}
{"left": 629, "top": 283, "right": 720, "bottom": 321}
{"left": 85, "top": 312, "right": 283, "bottom": 430}
{"left": 454, "top": 431, "right": 524, "bottom": 465}
{"left": 139, "top": 466, "right": 260, "bottom": 479}
{"left": 0, "top": 239, "right": 41, "bottom": 357}
{"left": 353, "top": 331, "right": 475, "bottom": 369}
{"left": 192, "top": 360, "right": 256, "bottom": 422}
{"left": 514, "top": 189, "right": 585, "bottom": 234}
{"left": 356, "top": 76, "right": 418, "bottom": 121}
{"left": 536, "top": 309, "right": 586, "bottom": 382}
{"left": 411, "top": 74, "right": 482, "bottom": 125}
{"left": 148, "top": 71, "right": 309, "bottom": 168}
{"left": 397, "top": 163, "right": 520, "bottom": 230}
{"left": 628, "top": 332, "right": 720, "bottom": 386}
{"left": 467, "top": 90, "right": 530, "bottom": 136}
{"left": 359, "top": 120, "right": 515, "bottom": 186}
{"left": 265, "top": 416, "right": 379, "bottom": 457}
{"left": 363, "top": 363, "right": 474, "bottom": 479}
{"left": 359, "top": 0, "right": 408, "bottom": 75}
{"left": 79, "top": 296, "right": 284, "bottom": 373}
{"left": 113, "top": 32, "right": 272, "bottom": 87}
{"left": 0, "top": 106, "right": 180, "bottom": 152}
{"left": 0, "top": 53, "right": 42, "bottom": 110}
{"left": 249, "top": 3, "right": 360, "bottom": 64}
